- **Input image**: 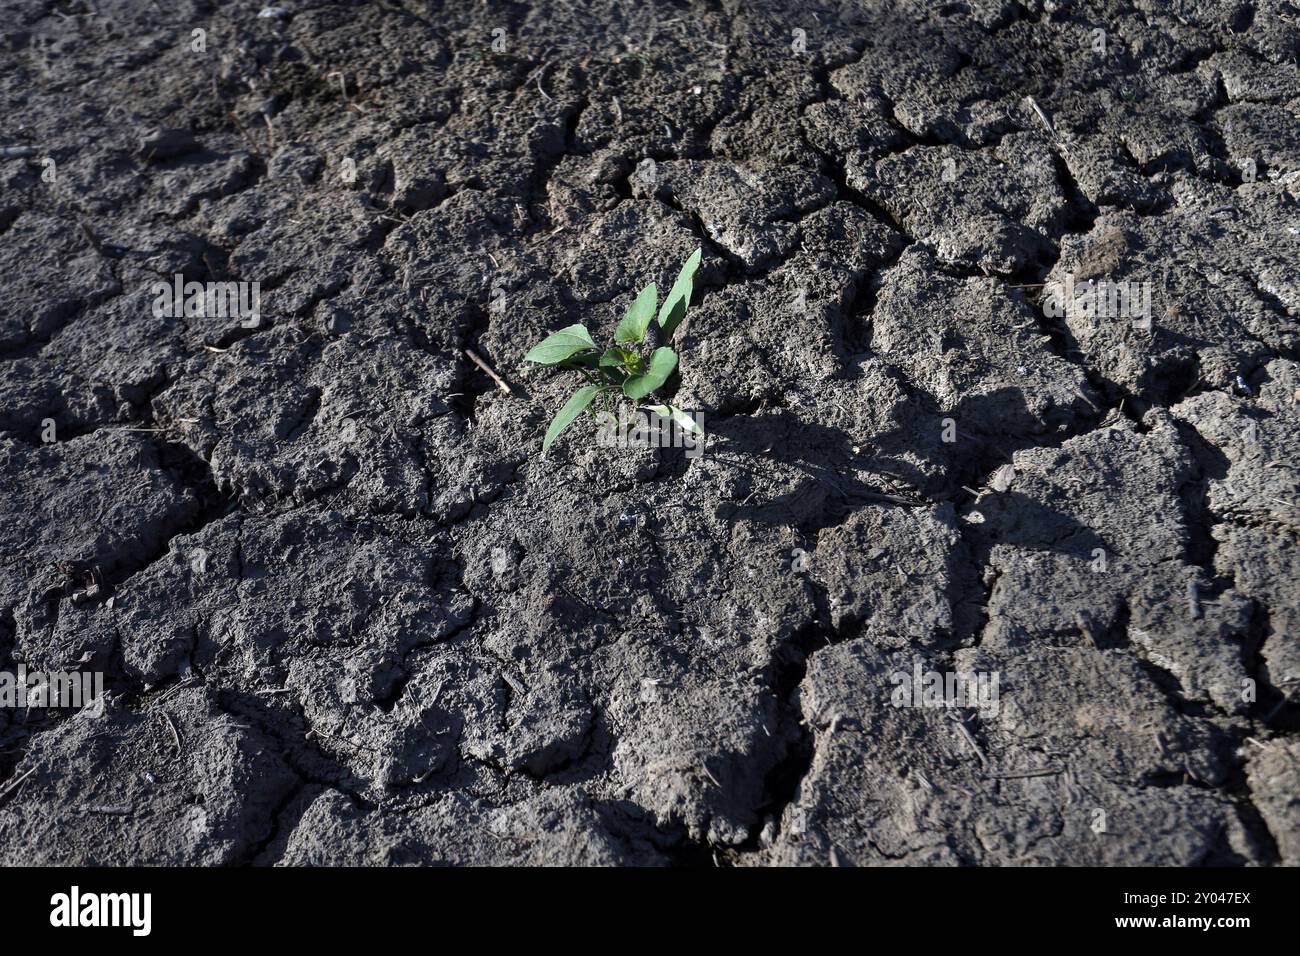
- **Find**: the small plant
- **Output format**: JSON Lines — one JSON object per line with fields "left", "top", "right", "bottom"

{"left": 525, "top": 248, "right": 703, "bottom": 454}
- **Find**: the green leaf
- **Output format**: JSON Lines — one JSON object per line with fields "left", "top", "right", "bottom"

{"left": 598, "top": 350, "right": 635, "bottom": 386}
{"left": 599, "top": 348, "right": 628, "bottom": 368}
{"left": 543, "top": 385, "right": 600, "bottom": 454}
{"left": 643, "top": 404, "right": 702, "bottom": 435}
{"left": 615, "top": 283, "right": 658, "bottom": 344}
{"left": 524, "top": 324, "right": 597, "bottom": 365}
{"left": 622, "top": 347, "right": 677, "bottom": 400}
{"left": 659, "top": 296, "right": 687, "bottom": 343}
{"left": 664, "top": 404, "right": 703, "bottom": 435}
{"left": 559, "top": 351, "right": 599, "bottom": 369}
{"left": 657, "top": 247, "right": 701, "bottom": 340}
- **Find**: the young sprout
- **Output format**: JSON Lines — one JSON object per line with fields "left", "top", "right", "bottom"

{"left": 524, "top": 248, "right": 703, "bottom": 454}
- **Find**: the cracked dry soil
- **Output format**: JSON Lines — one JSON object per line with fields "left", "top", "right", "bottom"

{"left": 0, "top": 0, "right": 1297, "bottom": 867}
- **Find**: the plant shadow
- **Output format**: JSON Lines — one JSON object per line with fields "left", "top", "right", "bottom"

{"left": 705, "top": 385, "right": 1109, "bottom": 562}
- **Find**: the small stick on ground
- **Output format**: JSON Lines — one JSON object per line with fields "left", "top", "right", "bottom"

{"left": 532, "top": 62, "right": 553, "bottom": 102}
{"left": 991, "top": 766, "right": 1063, "bottom": 780}
{"left": 465, "top": 349, "right": 512, "bottom": 394}
{"left": 326, "top": 70, "right": 366, "bottom": 113}
{"left": 1024, "top": 95, "right": 1056, "bottom": 138}
{"left": 0, "top": 766, "right": 36, "bottom": 802}
{"left": 950, "top": 712, "right": 988, "bottom": 766}
{"left": 501, "top": 671, "right": 528, "bottom": 696}
{"left": 161, "top": 711, "right": 183, "bottom": 755}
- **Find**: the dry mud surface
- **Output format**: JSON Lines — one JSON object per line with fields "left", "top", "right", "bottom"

{"left": 1, "top": 0, "right": 1298, "bottom": 866}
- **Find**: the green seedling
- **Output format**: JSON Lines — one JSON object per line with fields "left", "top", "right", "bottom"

{"left": 525, "top": 248, "right": 703, "bottom": 454}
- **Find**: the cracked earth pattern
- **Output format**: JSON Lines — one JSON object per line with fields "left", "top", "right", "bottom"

{"left": 0, "top": 0, "right": 1297, "bottom": 866}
